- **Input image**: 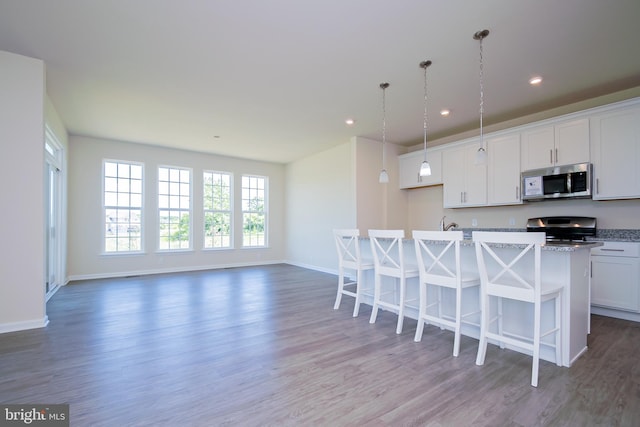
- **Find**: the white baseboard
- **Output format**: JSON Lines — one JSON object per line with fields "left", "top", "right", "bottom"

{"left": 0, "top": 316, "right": 49, "bottom": 334}
{"left": 591, "top": 305, "right": 640, "bottom": 323}
{"left": 284, "top": 260, "right": 337, "bottom": 276}
{"left": 66, "top": 260, "right": 287, "bottom": 282}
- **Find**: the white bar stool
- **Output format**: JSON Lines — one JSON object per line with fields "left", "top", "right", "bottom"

{"left": 473, "top": 231, "right": 563, "bottom": 387}
{"left": 333, "top": 229, "right": 374, "bottom": 317}
{"left": 412, "top": 230, "right": 480, "bottom": 357}
{"left": 368, "top": 229, "right": 419, "bottom": 334}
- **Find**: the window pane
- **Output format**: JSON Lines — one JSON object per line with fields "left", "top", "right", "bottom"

{"left": 158, "top": 167, "right": 168, "bottom": 181}
{"left": 105, "top": 177, "right": 118, "bottom": 192}
{"left": 203, "top": 171, "right": 232, "bottom": 249}
{"left": 130, "top": 194, "right": 142, "bottom": 208}
{"left": 105, "top": 162, "right": 118, "bottom": 177}
{"left": 242, "top": 175, "right": 267, "bottom": 247}
{"left": 158, "top": 166, "right": 191, "bottom": 250}
{"left": 118, "top": 178, "right": 130, "bottom": 193}
{"left": 119, "top": 163, "right": 131, "bottom": 178}
{"left": 131, "top": 165, "right": 142, "bottom": 179}
{"left": 105, "top": 192, "right": 117, "bottom": 206}
{"left": 104, "top": 160, "right": 143, "bottom": 253}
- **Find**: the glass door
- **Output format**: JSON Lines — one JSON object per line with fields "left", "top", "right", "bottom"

{"left": 45, "top": 128, "right": 63, "bottom": 301}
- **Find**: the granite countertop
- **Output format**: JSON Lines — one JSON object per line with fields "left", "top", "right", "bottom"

{"left": 458, "top": 228, "right": 640, "bottom": 243}
{"left": 457, "top": 238, "right": 602, "bottom": 252}
{"left": 363, "top": 235, "right": 603, "bottom": 251}
{"left": 585, "top": 229, "right": 640, "bottom": 242}
{"left": 362, "top": 229, "right": 639, "bottom": 252}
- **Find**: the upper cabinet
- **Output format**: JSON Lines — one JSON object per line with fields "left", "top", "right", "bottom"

{"left": 398, "top": 148, "right": 442, "bottom": 189}
{"left": 590, "top": 103, "right": 640, "bottom": 200}
{"left": 442, "top": 142, "right": 487, "bottom": 208}
{"left": 487, "top": 132, "right": 522, "bottom": 206}
{"left": 397, "top": 97, "right": 640, "bottom": 208}
{"left": 520, "top": 118, "right": 590, "bottom": 171}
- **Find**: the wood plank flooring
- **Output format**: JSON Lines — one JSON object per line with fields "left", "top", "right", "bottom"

{"left": 1, "top": 264, "right": 639, "bottom": 426}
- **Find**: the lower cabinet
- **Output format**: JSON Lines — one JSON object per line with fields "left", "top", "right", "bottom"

{"left": 591, "top": 242, "right": 640, "bottom": 312}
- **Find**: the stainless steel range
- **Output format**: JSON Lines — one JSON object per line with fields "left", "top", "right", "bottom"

{"left": 526, "top": 216, "right": 597, "bottom": 245}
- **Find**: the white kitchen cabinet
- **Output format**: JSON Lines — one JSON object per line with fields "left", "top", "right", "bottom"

{"left": 521, "top": 118, "right": 589, "bottom": 170}
{"left": 442, "top": 142, "right": 487, "bottom": 208}
{"left": 398, "top": 148, "right": 442, "bottom": 189}
{"left": 591, "top": 242, "right": 640, "bottom": 312}
{"left": 590, "top": 104, "right": 640, "bottom": 200}
{"left": 487, "top": 132, "right": 522, "bottom": 206}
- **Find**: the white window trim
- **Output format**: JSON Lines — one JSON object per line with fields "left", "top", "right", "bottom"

{"left": 241, "top": 174, "right": 268, "bottom": 248}
{"left": 157, "top": 165, "right": 193, "bottom": 252}
{"left": 102, "top": 159, "right": 145, "bottom": 255}
{"left": 203, "top": 170, "right": 234, "bottom": 250}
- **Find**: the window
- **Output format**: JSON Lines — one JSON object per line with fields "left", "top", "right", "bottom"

{"left": 104, "top": 160, "right": 143, "bottom": 252}
{"left": 242, "top": 175, "right": 267, "bottom": 247}
{"left": 158, "top": 166, "right": 191, "bottom": 250}
{"left": 203, "top": 171, "right": 232, "bottom": 249}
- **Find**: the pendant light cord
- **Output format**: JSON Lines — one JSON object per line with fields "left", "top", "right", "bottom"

{"left": 479, "top": 34, "right": 484, "bottom": 150}
{"left": 423, "top": 62, "right": 429, "bottom": 160}
{"left": 381, "top": 82, "right": 389, "bottom": 170}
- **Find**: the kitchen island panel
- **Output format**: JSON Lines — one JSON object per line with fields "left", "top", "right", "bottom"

{"left": 355, "top": 238, "right": 592, "bottom": 367}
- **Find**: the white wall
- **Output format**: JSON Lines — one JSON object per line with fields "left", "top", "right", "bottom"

{"left": 354, "top": 136, "right": 407, "bottom": 236}
{"left": 285, "top": 141, "right": 355, "bottom": 272}
{"left": 67, "top": 136, "right": 286, "bottom": 279}
{"left": 0, "top": 51, "right": 47, "bottom": 332}
{"left": 285, "top": 136, "right": 409, "bottom": 273}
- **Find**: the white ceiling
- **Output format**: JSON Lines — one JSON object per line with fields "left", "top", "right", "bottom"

{"left": 1, "top": 0, "right": 640, "bottom": 164}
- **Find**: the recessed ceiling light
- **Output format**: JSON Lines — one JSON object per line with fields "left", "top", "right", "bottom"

{"left": 529, "top": 76, "right": 543, "bottom": 85}
{"left": 345, "top": 118, "right": 355, "bottom": 126}
{"left": 440, "top": 109, "right": 450, "bottom": 117}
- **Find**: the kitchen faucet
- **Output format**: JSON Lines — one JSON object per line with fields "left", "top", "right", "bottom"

{"left": 440, "top": 216, "right": 458, "bottom": 231}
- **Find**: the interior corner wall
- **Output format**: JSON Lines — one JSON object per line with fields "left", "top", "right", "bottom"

{"left": 0, "top": 51, "right": 47, "bottom": 333}
{"left": 354, "top": 136, "right": 407, "bottom": 236}
{"left": 285, "top": 141, "right": 355, "bottom": 273}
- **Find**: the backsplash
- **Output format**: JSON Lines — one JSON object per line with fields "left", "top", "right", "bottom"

{"left": 593, "top": 229, "right": 640, "bottom": 241}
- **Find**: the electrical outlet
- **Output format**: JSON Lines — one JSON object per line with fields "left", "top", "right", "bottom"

{"left": 509, "top": 218, "right": 516, "bottom": 226}
{"left": 472, "top": 218, "right": 478, "bottom": 227}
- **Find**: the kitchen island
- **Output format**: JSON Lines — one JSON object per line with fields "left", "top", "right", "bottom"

{"left": 357, "top": 237, "right": 602, "bottom": 367}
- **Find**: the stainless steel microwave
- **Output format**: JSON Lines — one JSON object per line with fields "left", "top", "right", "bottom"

{"left": 521, "top": 162, "right": 592, "bottom": 201}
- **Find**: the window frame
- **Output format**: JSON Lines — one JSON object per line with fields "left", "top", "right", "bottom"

{"left": 102, "top": 159, "right": 144, "bottom": 254}
{"left": 158, "top": 165, "right": 193, "bottom": 252}
{"left": 203, "top": 170, "right": 233, "bottom": 250}
{"left": 241, "top": 174, "right": 268, "bottom": 248}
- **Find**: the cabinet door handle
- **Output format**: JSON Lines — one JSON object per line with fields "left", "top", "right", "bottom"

{"left": 550, "top": 149, "right": 553, "bottom": 164}
{"left": 555, "top": 148, "right": 558, "bottom": 164}
{"left": 516, "top": 186, "right": 520, "bottom": 200}
{"left": 596, "top": 178, "right": 599, "bottom": 194}
{"left": 601, "top": 248, "right": 625, "bottom": 252}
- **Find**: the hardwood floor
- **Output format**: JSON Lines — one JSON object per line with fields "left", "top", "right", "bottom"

{"left": 1, "top": 264, "right": 639, "bottom": 426}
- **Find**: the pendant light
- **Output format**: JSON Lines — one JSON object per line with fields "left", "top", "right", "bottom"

{"left": 379, "top": 82, "right": 390, "bottom": 184}
{"left": 419, "top": 60, "right": 432, "bottom": 177}
{"left": 474, "top": 29, "right": 489, "bottom": 165}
